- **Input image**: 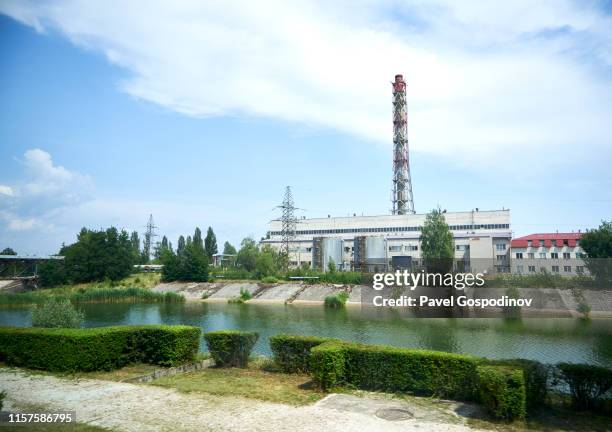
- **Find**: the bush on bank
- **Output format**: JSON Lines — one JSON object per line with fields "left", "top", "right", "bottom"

{"left": 310, "top": 340, "right": 482, "bottom": 401}
{"left": 270, "top": 334, "right": 335, "bottom": 373}
{"left": 0, "top": 325, "right": 200, "bottom": 371}
{"left": 477, "top": 365, "right": 526, "bottom": 420}
{"left": 204, "top": 330, "right": 259, "bottom": 368}
{"left": 555, "top": 363, "right": 612, "bottom": 412}
{"left": 31, "top": 299, "right": 84, "bottom": 328}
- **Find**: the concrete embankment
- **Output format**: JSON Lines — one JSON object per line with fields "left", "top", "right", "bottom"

{"left": 152, "top": 281, "right": 363, "bottom": 305}
{"left": 151, "top": 281, "right": 612, "bottom": 316}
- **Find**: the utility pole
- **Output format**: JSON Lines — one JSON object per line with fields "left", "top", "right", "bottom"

{"left": 142, "top": 214, "right": 158, "bottom": 263}
{"left": 391, "top": 74, "right": 415, "bottom": 215}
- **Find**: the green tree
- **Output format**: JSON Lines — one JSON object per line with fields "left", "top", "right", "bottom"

{"left": 420, "top": 207, "right": 454, "bottom": 274}
{"left": 236, "top": 237, "right": 259, "bottom": 272}
{"left": 205, "top": 226, "right": 218, "bottom": 259}
{"left": 130, "top": 231, "right": 141, "bottom": 263}
{"left": 160, "top": 240, "right": 209, "bottom": 282}
{"left": 32, "top": 299, "right": 83, "bottom": 328}
{"left": 255, "top": 244, "right": 280, "bottom": 278}
{"left": 223, "top": 241, "right": 237, "bottom": 255}
{"left": 38, "top": 259, "right": 68, "bottom": 287}
{"left": 193, "top": 227, "right": 204, "bottom": 251}
{"left": 0, "top": 247, "right": 17, "bottom": 255}
{"left": 327, "top": 257, "right": 337, "bottom": 273}
{"left": 580, "top": 220, "right": 612, "bottom": 284}
{"left": 48, "top": 226, "right": 135, "bottom": 283}
{"left": 177, "top": 235, "right": 186, "bottom": 256}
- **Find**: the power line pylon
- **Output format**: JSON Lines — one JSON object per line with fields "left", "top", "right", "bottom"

{"left": 277, "top": 186, "right": 298, "bottom": 270}
{"left": 143, "top": 214, "right": 158, "bottom": 262}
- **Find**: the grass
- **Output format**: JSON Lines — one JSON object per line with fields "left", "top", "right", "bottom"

{"left": 324, "top": 291, "right": 348, "bottom": 308}
{"left": 0, "top": 273, "right": 184, "bottom": 306}
{"left": 149, "top": 357, "right": 324, "bottom": 406}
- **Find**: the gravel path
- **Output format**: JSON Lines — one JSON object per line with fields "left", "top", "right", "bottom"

{"left": 0, "top": 369, "right": 486, "bottom": 432}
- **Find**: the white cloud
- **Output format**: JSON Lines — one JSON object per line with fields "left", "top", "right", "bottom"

{"left": 1, "top": 0, "right": 611, "bottom": 169}
{"left": 0, "top": 185, "right": 13, "bottom": 196}
{"left": 0, "top": 149, "right": 92, "bottom": 235}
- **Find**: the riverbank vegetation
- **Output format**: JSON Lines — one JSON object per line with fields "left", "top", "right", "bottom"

{"left": 0, "top": 325, "right": 201, "bottom": 371}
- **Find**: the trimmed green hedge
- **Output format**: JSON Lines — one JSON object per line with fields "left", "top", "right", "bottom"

{"left": 204, "top": 330, "right": 258, "bottom": 367}
{"left": 486, "top": 359, "right": 547, "bottom": 413}
{"left": 270, "top": 334, "right": 334, "bottom": 373}
{"left": 310, "top": 340, "right": 481, "bottom": 400}
{"left": 477, "top": 365, "right": 526, "bottom": 421}
{"left": 0, "top": 325, "right": 201, "bottom": 371}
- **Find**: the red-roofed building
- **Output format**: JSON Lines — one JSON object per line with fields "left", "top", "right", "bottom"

{"left": 510, "top": 233, "right": 587, "bottom": 275}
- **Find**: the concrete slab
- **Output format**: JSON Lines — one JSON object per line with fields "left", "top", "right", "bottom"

{"left": 292, "top": 285, "right": 343, "bottom": 304}
{"left": 347, "top": 285, "right": 367, "bottom": 304}
{"left": 249, "top": 284, "right": 303, "bottom": 303}
{"left": 208, "top": 282, "right": 259, "bottom": 300}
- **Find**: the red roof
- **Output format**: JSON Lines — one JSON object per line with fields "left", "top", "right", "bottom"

{"left": 511, "top": 233, "right": 582, "bottom": 248}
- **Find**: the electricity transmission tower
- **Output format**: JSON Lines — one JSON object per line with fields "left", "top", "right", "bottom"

{"left": 143, "top": 214, "right": 158, "bottom": 263}
{"left": 277, "top": 186, "right": 298, "bottom": 270}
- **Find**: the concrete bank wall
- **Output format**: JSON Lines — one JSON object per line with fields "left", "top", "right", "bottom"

{"left": 151, "top": 281, "right": 612, "bottom": 316}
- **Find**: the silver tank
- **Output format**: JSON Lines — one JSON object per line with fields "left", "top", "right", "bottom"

{"left": 322, "top": 237, "right": 343, "bottom": 271}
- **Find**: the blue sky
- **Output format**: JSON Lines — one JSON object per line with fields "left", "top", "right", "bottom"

{"left": 1, "top": 1, "right": 611, "bottom": 255}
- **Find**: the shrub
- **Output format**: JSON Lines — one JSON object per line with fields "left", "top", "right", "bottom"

{"left": 0, "top": 390, "right": 5, "bottom": 411}
{"left": 486, "top": 359, "right": 548, "bottom": 413}
{"left": 0, "top": 325, "right": 200, "bottom": 371}
{"left": 38, "top": 259, "right": 68, "bottom": 287}
{"left": 310, "top": 340, "right": 481, "bottom": 400}
{"left": 556, "top": 363, "right": 612, "bottom": 411}
{"left": 324, "top": 291, "right": 348, "bottom": 309}
{"left": 310, "top": 341, "right": 347, "bottom": 390}
{"left": 270, "top": 334, "right": 334, "bottom": 373}
{"left": 32, "top": 299, "right": 84, "bottom": 328}
{"left": 477, "top": 365, "right": 526, "bottom": 421}
{"left": 261, "top": 275, "right": 279, "bottom": 284}
{"left": 204, "top": 330, "right": 258, "bottom": 368}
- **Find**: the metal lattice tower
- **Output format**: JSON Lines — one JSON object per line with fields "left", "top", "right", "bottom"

{"left": 143, "top": 214, "right": 158, "bottom": 261}
{"left": 278, "top": 186, "right": 298, "bottom": 268}
{"left": 391, "top": 74, "right": 415, "bottom": 215}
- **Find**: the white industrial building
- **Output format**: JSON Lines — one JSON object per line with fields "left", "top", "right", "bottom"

{"left": 261, "top": 209, "right": 511, "bottom": 273}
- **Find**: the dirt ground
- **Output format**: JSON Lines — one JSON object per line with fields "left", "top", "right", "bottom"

{"left": 0, "top": 369, "right": 487, "bottom": 432}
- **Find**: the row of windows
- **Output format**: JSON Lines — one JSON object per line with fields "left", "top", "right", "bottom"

{"left": 269, "top": 223, "right": 510, "bottom": 237}
{"left": 518, "top": 265, "right": 584, "bottom": 273}
{"left": 388, "top": 245, "right": 420, "bottom": 252}
{"left": 515, "top": 252, "right": 585, "bottom": 259}
{"left": 527, "top": 240, "right": 580, "bottom": 247}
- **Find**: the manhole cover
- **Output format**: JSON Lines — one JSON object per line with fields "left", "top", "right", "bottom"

{"left": 375, "top": 408, "right": 414, "bottom": 421}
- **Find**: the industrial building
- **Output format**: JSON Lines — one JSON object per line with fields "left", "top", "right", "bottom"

{"left": 510, "top": 233, "right": 587, "bottom": 276}
{"left": 261, "top": 74, "right": 512, "bottom": 273}
{"left": 262, "top": 210, "right": 512, "bottom": 273}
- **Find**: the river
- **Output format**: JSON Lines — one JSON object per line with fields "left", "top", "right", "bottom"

{"left": 1, "top": 302, "right": 611, "bottom": 367}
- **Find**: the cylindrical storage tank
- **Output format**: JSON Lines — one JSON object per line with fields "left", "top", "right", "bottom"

{"left": 364, "top": 236, "right": 387, "bottom": 271}
{"left": 322, "top": 237, "right": 343, "bottom": 272}
{"left": 312, "top": 237, "right": 343, "bottom": 271}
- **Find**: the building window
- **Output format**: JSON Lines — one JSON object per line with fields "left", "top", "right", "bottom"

{"left": 516, "top": 265, "right": 524, "bottom": 274}
{"left": 552, "top": 265, "right": 559, "bottom": 273}
{"left": 576, "top": 266, "right": 584, "bottom": 274}
{"left": 496, "top": 244, "right": 507, "bottom": 251}
{"left": 406, "top": 245, "right": 418, "bottom": 251}
{"left": 576, "top": 252, "right": 585, "bottom": 259}
{"left": 306, "top": 248, "right": 312, "bottom": 253}
{"left": 551, "top": 252, "right": 559, "bottom": 259}
{"left": 539, "top": 253, "right": 546, "bottom": 259}
{"left": 563, "top": 252, "right": 570, "bottom": 259}
{"left": 389, "top": 246, "right": 402, "bottom": 252}
{"left": 496, "top": 255, "right": 506, "bottom": 261}
{"left": 528, "top": 253, "right": 535, "bottom": 259}
{"left": 527, "top": 240, "right": 532, "bottom": 247}
{"left": 528, "top": 265, "right": 536, "bottom": 273}
{"left": 515, "top": 252, "right": 523, "bottom": 259}
{"left": 564, "top": 266, "right": 571, "bottom": 273}
{"left": 456, "top": 245, "right": 469, "bottom": 251}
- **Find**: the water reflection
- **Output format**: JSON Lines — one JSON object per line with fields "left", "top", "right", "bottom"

{"left": 1, "top": 303, "right": 611, "bottom": 367}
